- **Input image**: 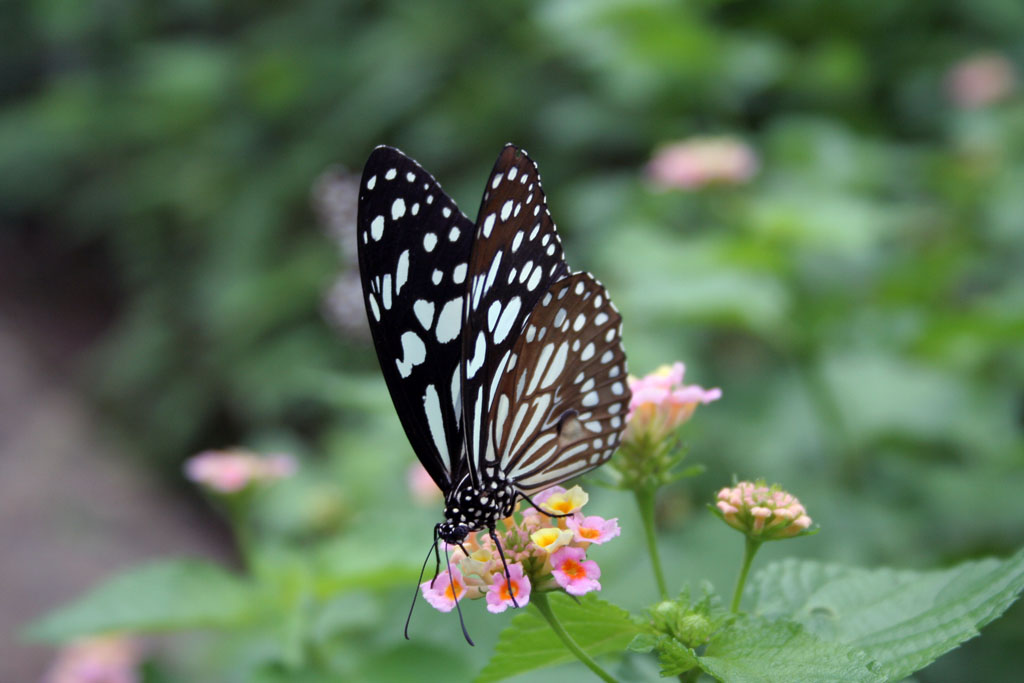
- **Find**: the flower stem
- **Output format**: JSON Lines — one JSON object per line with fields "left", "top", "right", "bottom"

{"left": 531, "top": 592, "right": 617, "bottom": 683}
{"left": 634, "top": 486, "right": 669, "bottom": 600}
{"left": 730, "top": 536, "right": 762, "bottom": 613}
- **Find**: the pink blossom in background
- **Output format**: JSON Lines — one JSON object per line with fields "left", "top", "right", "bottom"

{"left": 625, "top": 363, "right": 721, "bottom": 444}
{"left": 421, "top": 567, "right": 467, "bottom": 612}
{"left": 715, "top": 481, "right": 812, "bottom": 540}
{"left": 43, "top": 635, "right": 142, "bottom": 683}
{"left": 184, "top": 448, "right": 296, "bottom": 494}
{"left": 486, "top": 562, "right": 531, "bottom": 613}
{"left": 566, "top": 514, "right": 621, "bottom": 545}
{"left": 550, "top": 546, "right": 602, "bottom": 596}
{"left": 946, "top": 53, "right": 1017, "bottom": 109}
{"left": 407, "top": 463, "right": 442, "bottom": 504}
{"left": 647, "top": 136, "right": 758, "bottom": 190}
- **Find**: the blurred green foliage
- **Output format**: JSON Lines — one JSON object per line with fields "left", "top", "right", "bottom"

{"left": 5, "top": 0, "right": 1023, "bottom": 680}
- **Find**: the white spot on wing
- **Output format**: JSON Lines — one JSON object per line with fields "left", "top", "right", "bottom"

{"left": 436, "top": 297, "right": 463, "bottom": 343}
{"left": 395, "top": 250, "right": 410, "bottom": 295}
{"left": 396, "top": 331, "right": 426, "bottom": 378}
{"left": 527, "top": 267, "right": 542, "bottom": 291}
{"left": 382, "top": 274, "right": 392, "bottom": 310}
{"left": 467, "top": 332, "right": 487, "bottom": 378}
{"left": 370, "top": 216, "right": 385, "bottom": 240}
{"left": 493, "top": 296, "right": 521, "bottom": 344}
{"left": 453, "top": 263, "right": 467, "bottom": 284}
{"left": 423, "top": 385, "right": 448, "bottom": 463}
{"left": 423, "top": 233, "right": 437, "bottom": 251}
{"left": 391, "top": 198, "right": 406, "bottom": 220}
{"left": 367, "top": 175, "right": 376, "bottom": 190}
{"left": 414, "top": 299, "right": 435, "bottom": 329}
{"left": 540, "top": 342, "right": 569, "bottom": 389}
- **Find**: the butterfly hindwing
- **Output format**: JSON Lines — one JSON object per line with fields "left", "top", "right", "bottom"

{"left": 488, "top": 273, "right": 629, "bottom": 495}
{"left": 356, "top": 146, "right": 475, "bottom": 491}
{"left": 460, "top": 145, "right": 571, "bottom": 481}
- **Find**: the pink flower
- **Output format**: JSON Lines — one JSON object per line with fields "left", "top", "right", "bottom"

{"left": 43, "top": 635, "right": 142, "bottom": 683}
{"left": 184, "top": 448, "right": 296, "bottom": 494}
{"left": 647, "top": 137, "right": 758, "bottom": 190}
{"left": 421, "top": 567, "right": 467, "bottom": 613}
{"left": 946, "top": 53, "right": 1016, "bottom": 109}
{"left": 551, "top": 546, "right": 602, "bottom": 596}
{"left": 714, "top": 481, "right": 813, "bottom": 540}
{"left": 625, "top": 363, "right": 721, "bottom": 444}
{"left": 486, "top": 563, "right": 531, "bottom": 613}
{"left": 566, "top": 515, "right": 621, "bottom": 545}
{"left": 407, "top": 463, "right": 442, "bottom": 504}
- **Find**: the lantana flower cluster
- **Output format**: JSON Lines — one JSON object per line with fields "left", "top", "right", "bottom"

{"left": 713, "top": 481, "right": 812, "bottom": 541}
{"left": 612, "top": 363, "right": 721, "bottom": 490}
{"left": 421, "top": 485, "right": 620, "bottom": 614}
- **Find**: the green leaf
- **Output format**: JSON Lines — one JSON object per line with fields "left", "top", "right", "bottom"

{"left": 747, "top": 549, "right": 1024, "bottom": 679}
{"left": 25, "top": 559, "right": 257, "bottom": 642}
{"left": 476, "top": 593, "right": 641, "bottom": 682}
{"left": 699, "top": 616, "right": 884, "bottom": 683}
{"left": 631, "top": 633, "right": 700, "bottom": 676}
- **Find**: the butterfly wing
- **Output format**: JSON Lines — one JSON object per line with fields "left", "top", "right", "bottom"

{"left": 488, "top": 273, "right": 630, "bottom": 495}
{"left": 356, "top": 146, "right": 475, "bottom": 491}
{"left": 460, "top": 145, "right": 570, "bottom": 482}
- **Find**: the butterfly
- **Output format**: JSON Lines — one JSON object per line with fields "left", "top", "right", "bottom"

{"left": 355, "top": 144, "right": 630, "bottom": 642}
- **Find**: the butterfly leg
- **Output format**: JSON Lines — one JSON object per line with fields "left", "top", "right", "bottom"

{"left": 489, "top": 525, "right": 520, "bottom": 609}
{"left": 519, "top": 490, "right": 575, "bottom": 520}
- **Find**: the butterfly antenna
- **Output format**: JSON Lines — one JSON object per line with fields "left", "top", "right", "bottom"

{"left": 489, "top": 526, "right": 520, "bottom": 609}
{"left": 405, "top": 534, "right": 440, "bottom": 640}
{"left": 519, "top": 490, "right": 575, "bottom": 519}
{"left": 428, "top": 529, "right": 443, "bottom": 589}
{"left": 445, "top": 544, "right": 475, "bottom": 646}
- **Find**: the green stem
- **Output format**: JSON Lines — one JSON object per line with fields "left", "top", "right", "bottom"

{"left": 634, "top": 487, "right": 669, "bottom": 600}
{"left": 225, "top": 493, "right": 255, "bottom": 572}
{"left": 532, "top": 592, "right": 618, "bottom": 683}
{"left": 730, "top": 536, "right": 762, "bottom": 613}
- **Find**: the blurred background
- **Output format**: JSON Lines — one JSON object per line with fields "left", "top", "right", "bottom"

{"left": 2, "top": 0, "right": 1023, "bottom": 680}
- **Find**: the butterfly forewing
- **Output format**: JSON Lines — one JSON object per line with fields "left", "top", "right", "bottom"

{"left": 460, "top": 145, "right": 571, "bottom": 481}
{"left": 488, "top": 273, "right": 629, "bottom": 495}
{"left": 357, "top": 146, "right": 475, "bottom": 490}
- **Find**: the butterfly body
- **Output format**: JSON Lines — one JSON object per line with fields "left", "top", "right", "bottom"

{"left": 356, "top": 143, "right": 630, "bottom": 554}
{"left": 437, "top": 475, "right": 517, "bottom": 544}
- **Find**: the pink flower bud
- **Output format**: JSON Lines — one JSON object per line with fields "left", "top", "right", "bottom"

{"left": 712, "top": 481, "right": 814, "bottom": 541}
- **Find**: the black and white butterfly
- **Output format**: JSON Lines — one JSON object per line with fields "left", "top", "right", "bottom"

{"left": 356, "top": 144, "right": 630, "bottom": 640}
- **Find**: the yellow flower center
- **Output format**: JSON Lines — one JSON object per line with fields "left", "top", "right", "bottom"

{"left": 579, "top": 527, "right": 601, "bottom": 540}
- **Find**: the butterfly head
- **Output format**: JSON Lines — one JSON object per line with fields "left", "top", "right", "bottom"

{"left": 436, "top": 520, "right": 471, "bottom": 546}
